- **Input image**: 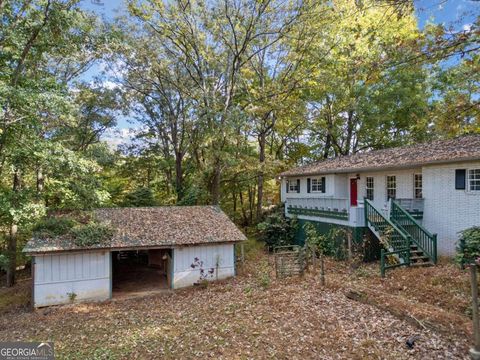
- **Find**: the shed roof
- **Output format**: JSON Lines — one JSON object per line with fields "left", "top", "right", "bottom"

{"left": 24, "top": 206, "right": 246, "bottom": 254}
{"left": 280, "top": 134, "right": 480, "bottom": 177}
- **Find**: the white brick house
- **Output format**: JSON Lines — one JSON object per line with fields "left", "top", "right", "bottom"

{"left": 280, "top": 135, "right": 480, "bottom": 259}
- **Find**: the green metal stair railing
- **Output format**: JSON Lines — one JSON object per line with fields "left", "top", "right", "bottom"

{"left": 364, "top": 199, "right": 412, "bottom": 276}
{"left": 390, "top": 200, "right": 437, "bottom": 264}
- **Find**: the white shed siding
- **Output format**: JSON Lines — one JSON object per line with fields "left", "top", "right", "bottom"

{"left": 422, "top": 161, "right": 480, "bottom": 256}
{"left": 173, "top": 244, "right": 235, "bottom": 289}
{"left": 34, "top": 251, "right": 110, "bottom": 307}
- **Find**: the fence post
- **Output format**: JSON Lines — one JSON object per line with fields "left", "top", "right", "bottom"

{"left": 406, "top": 236, "right": 411, "bottom": 266}
{"left": 380, "top": 249, "right": 385, "bottom": 278}
{"left": 432, "top": 234, "right": 438, "bottom": 265}
{"left": 469, "top": 265, "right": 480, "bottom": 360}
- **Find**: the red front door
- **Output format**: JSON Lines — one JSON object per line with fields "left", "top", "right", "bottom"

{"left": 350, "top": 178, "right": 358, "bottom": 207}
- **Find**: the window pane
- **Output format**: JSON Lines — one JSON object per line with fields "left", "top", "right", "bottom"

{"left": 414, "top": 174, "right": 422, "bottom": 199}
{"left": 386, "top": 176, "right": 396, "bottom": 200}
{"left": 469, "top": 169, "right": 480, "bottom": 191}
{"left": 366, "top": 177, "right": 374, "bottom": 200}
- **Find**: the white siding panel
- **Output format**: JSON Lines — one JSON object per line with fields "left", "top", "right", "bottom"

{"left": 34, "top": 251, "right": 111, "bottom": 307}
{"left": 423, "top": 161, "right": 480, "bottom": 255}
{"left": 173, "top": 244, "right": 235, "bottom": 289}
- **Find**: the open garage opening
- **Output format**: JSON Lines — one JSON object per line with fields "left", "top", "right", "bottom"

{"left": 111, "top": 249, "right": 172, "bottom": 297}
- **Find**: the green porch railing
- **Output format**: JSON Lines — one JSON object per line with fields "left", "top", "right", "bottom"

{"left": 390, "top": 200, "right": 437, "bottom": 264}
{"left": 364, "top": 199, "right": 412, "bottom": 277}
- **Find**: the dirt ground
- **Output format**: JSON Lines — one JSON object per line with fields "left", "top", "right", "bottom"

{"left": 0, "top": 250, "right": 474, "bottom": 359}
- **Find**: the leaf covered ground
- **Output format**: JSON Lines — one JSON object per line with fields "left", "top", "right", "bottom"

{"left": 0, "top": 251, "right": 473, "bottom": 359}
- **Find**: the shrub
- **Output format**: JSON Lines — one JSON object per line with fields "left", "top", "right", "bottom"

{"left": 32, "top": 217, "right": 78, "bottom": 238}
{"left": 71, "top": 223, "right": 114, "bottom": 247}
{"left": 122, "top": 187, "right": 157, "bottom": 207}
{"left": 257, "top": 208, "right": 297, "bottom": 250}
{"left": 456, "top": 226, "right": 480, "bottom": 266}
{"left": 0, "top": 254, "right": 9, "bottom": 272}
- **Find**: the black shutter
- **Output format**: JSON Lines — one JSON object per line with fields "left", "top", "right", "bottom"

{"left": 296, "top": 179, "right": 301, "bottom": 193}
{"left": 321, "top": 177, "right": 326, "bottom": 193}
{"left": 455, "top": 169, "right": 466, "bottom": 190}
{"left": 286, "top": 180, "right": 289, "bottom": 193}
{"left": 307, "top": 178, "right": 311, "bottom": 193}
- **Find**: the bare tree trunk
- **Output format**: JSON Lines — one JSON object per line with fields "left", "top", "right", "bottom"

{"left": 232, "top": 188, "right": 237, "bottom": 223}
{"left": 211, "top": 159, "right": 221, "bottom": 205}
{"left": 239, "top": 190, "right": 248, "bottom": 226}
{"left": 256, "top": 132, "right": 266, "bottom": 222}
{"left": 175, "top": 152, "right": 184, "bottom": 202}
{"left": 36, "top": 166, "right": 44, "bottom": 193}
{"left": 7, "top": 168, "right": 21, "bottom": 287}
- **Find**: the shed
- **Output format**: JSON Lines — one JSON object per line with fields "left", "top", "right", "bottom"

{"left": 23, "top": 206, "right": 246, "bottom": 307}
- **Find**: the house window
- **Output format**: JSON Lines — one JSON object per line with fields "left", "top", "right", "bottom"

{"left": 468, "top": 169, "right": 480, "bottom": 192}
{"left": 366, "top": 177, "right": 374, "bottom": 200}
{"left": 386, "top": 175, "right": 396, "bottom": 200}
{"left": 289, "top": 180, "right": 299, "bottom": 192}
{"left": 414, "top": 174, "right": 422, "bottom": 199}
{"left": 311, "top": 178, "right": 324, "bottom": 192}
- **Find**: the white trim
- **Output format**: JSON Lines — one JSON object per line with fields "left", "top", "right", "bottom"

{"left": 467, "top": 168, "right": 480, "bottom": 193}
{"left": 413, "top": 173, "right": 423, "bottom": 199}
{"left": 310, "top": 177, "right": 323, "bottom": 193}
{"left": 386, "top": 175, "right": 396, "bottom": 200}
{"left": 366, "top": 176, "right": 374, "bottom": 201}
{"left": 288, "top": 179, "right": 299, "bottom": 192}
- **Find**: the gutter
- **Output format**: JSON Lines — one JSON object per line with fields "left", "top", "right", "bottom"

{"left": 23, "top": 239, "right": 248, "bottom": 256}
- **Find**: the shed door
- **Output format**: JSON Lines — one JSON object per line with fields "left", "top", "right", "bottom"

{"left": 350, "top": 178, "right": 358, "bottom": 207}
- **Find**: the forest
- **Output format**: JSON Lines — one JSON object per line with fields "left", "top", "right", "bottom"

{"left": 0, "top": 0, "right": 479, "bottom": 287}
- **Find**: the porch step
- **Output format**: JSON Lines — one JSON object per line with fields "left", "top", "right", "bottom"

{"left": 410, "top": 255, "right": 430, "bottom": 262}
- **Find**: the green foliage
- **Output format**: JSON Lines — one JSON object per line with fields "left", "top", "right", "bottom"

{"left": 67, "top": 292, "right": 77, "bottom": 303}
{"left": 122, "top": 187, "right": 157, "bottom": 207}
{"left": 32, "top": 217, "right": 78, "bottom": 238}
{"left": 456, "top": 227, "right": 480, "bottom": 266}
{"left": 0, "top": 254, "right": 9, "bottom": 273}
{"left": 71, "top": 223, "right": 114, "bottom": 248}
{"left": 177, "top": 185, "right": 209, "bottom": 206}
{"left": 256, "top": 259, "right": 271, "bottom": 290}
{"left": 304, "top": 222, "right": 345, "bottom": 257}
{"left": 257, "top": 207, "right": 297, "bottom": 249}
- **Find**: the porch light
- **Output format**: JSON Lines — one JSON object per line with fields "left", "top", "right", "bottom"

{"left": 356, "top": 174, "right": 360, "bottom": 179}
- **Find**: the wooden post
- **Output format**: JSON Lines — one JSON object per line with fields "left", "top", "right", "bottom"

{"left": 311, "top": 247, "right": 317, "bottom": 275}
{"left": 470, "top": 265, "right": 480, "bottom": 360}
{"left": 347, "top": 231, "right": 352, "bottom": 261}
{"left": 320, "top": 252, "right": 325, "bottom": 286}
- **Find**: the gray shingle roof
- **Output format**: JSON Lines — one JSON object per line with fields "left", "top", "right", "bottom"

{"left": 24, "top": 206, "right": 246, "bottom": 254}
{"left": 281, "top": 135, "right": 480, "bottom": 177}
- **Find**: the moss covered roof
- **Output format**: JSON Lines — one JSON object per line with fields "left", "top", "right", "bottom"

{"left": 24, "top": 206, "right": 246, "bottom": 254}
{"left": 281, "top": 135, "right": 480, "bottom": 177}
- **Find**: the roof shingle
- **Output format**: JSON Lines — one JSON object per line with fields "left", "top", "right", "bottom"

{"left": 24, "top": 206, "right": 246, "bottom": 254}
{"left": 281, "top": 135, "right": 480, "bottom": 177}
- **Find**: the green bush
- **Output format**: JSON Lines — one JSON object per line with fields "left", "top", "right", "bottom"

{"left": 257, "top": 207, "right": 297, "bottom": 250}
{"left": 32, "top": 217, "right": 78, "bottom": 238}
{"left": 71, "top": 223, "right": 114, "bottom": 247}
{"left": 0, "top": 254, "right": 9, "bottom": 272}
{"left": 122, "top": 187, "right": 157, "bottom": 207}
{"left": 456, "top": 226, "right": 480, "bottom": 266}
